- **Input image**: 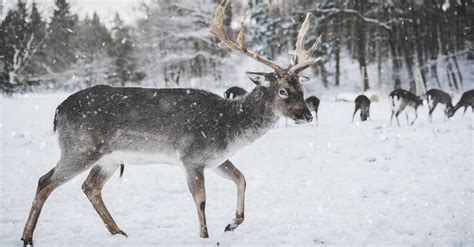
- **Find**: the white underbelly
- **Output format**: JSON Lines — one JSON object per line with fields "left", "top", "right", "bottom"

{"left": 103, "top": 150, "right": 182, "bottom": 166}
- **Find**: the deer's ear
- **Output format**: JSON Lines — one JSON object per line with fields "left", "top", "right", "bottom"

{"left": 299, "top": 75, "right": 310, "bottom": 83}
{"left": 246, "top": 72, "right": 270, "bottom": 87}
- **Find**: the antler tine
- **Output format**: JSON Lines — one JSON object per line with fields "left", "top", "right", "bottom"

{"left": 210, "top": 0, "right": 286, "bottom": 75}
{"left": 288, "top": 13, "right": 323, "bottom": 75}
{"left": 237, "top": 25, "right": 247, "bottom": 51}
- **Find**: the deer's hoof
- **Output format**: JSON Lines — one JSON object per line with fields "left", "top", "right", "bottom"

{"left": 224, "top": 223, "right": 238, "bottom": 232}
{"left": 113, "top": 230, "right": 128, "bottom": 238}
{"left": 21, "top": 237, "right": 33, "bottom": 247}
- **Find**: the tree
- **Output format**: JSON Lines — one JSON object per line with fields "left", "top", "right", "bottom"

{"left": 0, "top": 0, "right": 46, "bottom": 92}
{"left": 109, "top": 13, "right": 141, "bottom": 86}
{"left": 43, "top": 0, "right": 77, "bottom": 74}
{"left": 23, "top": 1, "right": 47, "bottom": 79}
{"left": 136, "top": 0, "right": 222, "bottom": 87}
{"left": 73, "top": 12, "right": 113, "bottom": 87}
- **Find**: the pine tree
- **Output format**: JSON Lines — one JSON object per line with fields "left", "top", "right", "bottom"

{"left": 2, "top": 0, "right": 28, "bottom": 86}
{"left": 0, "top": 0, "right": 45, "bottom": 91}
{"left": 73, "top": 12, "right": 113, "bottom": 87}
{"left": 249, "top": 3, "right": 294, "bottom": 59}
{"left": 23, "top": 1, "right": 46, "bottom": 78}
{"left": 44, "top": 0, "right": 77, "bottom": 73}
{"left": 109, "top": 13, "right": 139, "bottom": 86}
{"left": 136, "top": 0, "right": 218, "bottom": 87}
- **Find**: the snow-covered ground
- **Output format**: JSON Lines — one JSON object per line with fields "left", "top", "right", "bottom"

{"left": 1, "top": 93, "right": 473, "bottom": 246}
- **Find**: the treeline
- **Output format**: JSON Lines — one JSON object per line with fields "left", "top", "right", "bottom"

{"left": 0, "top": 0, "right": 472, "bottom": 94}
{"left": 240, "top": 0, "right": 472, "bottom": 93}
{"left": 306, "top": 0, "right": 473, "bottom": 93}
{"left": 0, "top": 0, "right": 142, "bottom": 93}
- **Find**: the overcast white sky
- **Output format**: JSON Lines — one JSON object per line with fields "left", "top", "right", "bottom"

{"left": 2, "top": 0, "right": 146, "bottom": 26}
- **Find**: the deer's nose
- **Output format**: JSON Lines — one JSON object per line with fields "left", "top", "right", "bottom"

{"left": 296, "top": 108, "right": 312, "bottom": 122}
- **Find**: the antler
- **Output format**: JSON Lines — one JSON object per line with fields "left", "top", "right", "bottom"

{"left": 210, "top": 0, "right": 286, "bottom": 76}
{"left": 288, "top": 13, "right": 323, "bottom": 75}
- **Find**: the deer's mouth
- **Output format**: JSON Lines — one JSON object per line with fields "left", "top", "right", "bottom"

{"left": 294, "top": 119, "right": 307, "bottom": 124}
{"left": 293, "top": 113, "right": 313, "bottom": 124}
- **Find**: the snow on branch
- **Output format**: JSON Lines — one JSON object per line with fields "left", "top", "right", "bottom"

{"left": 308, "top": 7, "right": 392, "bottom": 31}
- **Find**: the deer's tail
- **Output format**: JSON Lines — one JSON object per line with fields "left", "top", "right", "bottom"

{"left": 53, "top": 107, "right": 59, "bottom": 132}
{"left": 119, "top": 164, "right": 125, "bottom": 178}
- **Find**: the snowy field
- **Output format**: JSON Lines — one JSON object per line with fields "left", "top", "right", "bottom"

{"left": 1, "top": 92, "right": 473, "bottom": 246}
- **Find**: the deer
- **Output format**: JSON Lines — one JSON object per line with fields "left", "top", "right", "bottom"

{"left": 352, "top": 95, "right": 371, "bottom": 122}
{"left": 224, "top": 86, "right": 248, "bottom": 99}
{"left": 452, "top": 89, "right": 474, "bottom": 116}
{"left": 425, "top": 89, "right": 454, "bottom": 121}
{"left": 389, "top": 89, "right": 423, "bottom": 126}
{"left": 305, "top": 96, "right": 319, "bottom": 125}
{"left": 20, "top": 1, "right": 322, "bottom": 245}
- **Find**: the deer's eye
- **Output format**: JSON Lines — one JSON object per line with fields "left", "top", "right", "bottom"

{"left": 278, "top": 88, "right": 289, "bottom": 98}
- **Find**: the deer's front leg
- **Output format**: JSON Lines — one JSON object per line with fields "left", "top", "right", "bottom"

{"left": 185, "top": 167, "right": 208, "bottom": 238}
{"left": 213, "top": 160, "right": 246, "bottom": 232}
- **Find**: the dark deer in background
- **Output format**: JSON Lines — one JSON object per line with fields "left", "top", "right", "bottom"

{"left": 453, "top": 89, "right": 474, "bottom": 116}
{"left": 224, "top": 86, "right": 248, "bottom": 99}
{"left": 352, "top": 95, "right": 371, "bottom": 122}
{"left": 425, "top": 89, "right": 454, "bottom": 121}
{"left": 305, "top": 96, "right": 319, "bottom": 125}
{"left": 20, "top": 1, "right": 322, "bottom": 245}
{"left": 389, "top": 89, "right": 423, "bottom": 126}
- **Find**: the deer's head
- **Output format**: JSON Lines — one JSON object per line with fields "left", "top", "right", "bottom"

{"left": 210, "top": 0, "right": 322, "bottom": 124}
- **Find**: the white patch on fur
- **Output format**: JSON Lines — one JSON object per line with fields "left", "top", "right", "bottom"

{"left": 102, "top": 151, "right": 182, "bottom": 166}
{"left": 427, "top": 95, "right": 435, "bottom": 109}
{"left": 391, "top": 96, "right": 401, "bottom": 111}
{"left": 95, "top": 156, "right": 121, "bottom": 176}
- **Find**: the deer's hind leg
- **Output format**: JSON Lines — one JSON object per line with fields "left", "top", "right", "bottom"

{"left": 213, "top": 160, "right": 246, "bottom": 232}
{"left": 82, "top": 156, "right": 127, "bottom": 237}
{"left": 22, "top": 150, "right": 102, "bottom": 246}
{"left": 428, "top": 101, "right": 438, "bottom": 122}
{"left": 395, "top": 102, "right": 407, "bottom": 126}
{"left": 411, "top": 108, "right": 419, "bottom": 125}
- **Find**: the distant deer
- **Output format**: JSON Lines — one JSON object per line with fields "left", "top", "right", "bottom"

{"left": 21, "top": 1, "right": 323, "bottom": 245}
{"left": 224, "top": 86, "right": 247, "bottom": 99}
{"left": 389, "top": 89, "right": 423, "bottom": 126}
{"left": 352, "top": 95, "right": 371, "bottom": 122}
{"left": 452, "top": 89, "right": 474, "bottom": 116}
{"left": 305, "top": 96, "right": 320, "bottom": 125}
{"left": 425, "top": 89, "right": 454, "bottom": 121}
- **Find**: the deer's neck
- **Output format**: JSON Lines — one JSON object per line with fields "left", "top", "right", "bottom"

{"left": 226, "top": 86, "right": 278, "bottom": 143}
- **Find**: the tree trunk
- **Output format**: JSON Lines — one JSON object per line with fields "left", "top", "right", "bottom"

{"left": 355, "top": 0, "right": 369, "bottom": 91}
{"left": 430, "top": 63, "right": 442, "bottom": 88}
{"left": 451, "top": 55, "right": 463, "bottom": 90}
{"left": 398, "top": 0, "right": 416, "bottom": 93}
{"left": 377, "top": 38, "right": 382, "bottom": 86}
{"left": 335, "top": 27, "right": 341, "bottom": 87}
{"left": 388, "top": 30, "right": 401, "bottom": 89}
{"left": 427, "top": 2, "right": 441, "bottom": 89}
{"left": 410, "top": 2, "right": 428, "bottom": 92}
{"left": 317, "top": 63, "right": 329, "bottom": 88}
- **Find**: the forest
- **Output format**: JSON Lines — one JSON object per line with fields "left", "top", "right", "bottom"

{"left": 0, "top": 0, "right": 472, "bottom": 94}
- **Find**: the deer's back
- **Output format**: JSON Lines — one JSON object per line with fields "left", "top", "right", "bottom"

{"left": 459, "top": 90, "right": 474, "bottom": 105}
{"left": 355, "top": 95, "right": 370, "bottom": 107}
{"left": 390, "top": 89, "right": 421, "bottom": 105}
{"left": 426, "top": 89, "right": 451, "bottom": 104}
{"left": 54, "top": 85, "right": 264, "bottom": 166}
{"left": 305, "top": 96, "right": 319, "bottom": 111}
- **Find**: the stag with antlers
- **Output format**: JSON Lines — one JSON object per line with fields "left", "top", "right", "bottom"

{"left": 20, "top": 0, "right": 322, "bottom": 245}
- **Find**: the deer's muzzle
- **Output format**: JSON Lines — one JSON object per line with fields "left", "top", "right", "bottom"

{"left": 293, "top": 108, "right": 313, "bottom": 124}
